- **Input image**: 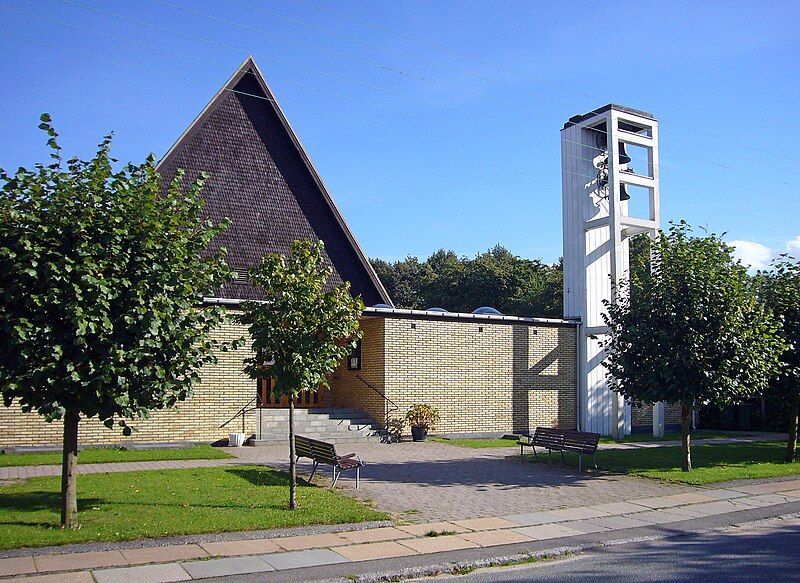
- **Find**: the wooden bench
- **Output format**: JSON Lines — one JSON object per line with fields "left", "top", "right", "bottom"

{"left": 295, "top": 435, "right": 365, "bottom": 488}
{"left": 518, "top": 427, "right": 601, "bottom": 472}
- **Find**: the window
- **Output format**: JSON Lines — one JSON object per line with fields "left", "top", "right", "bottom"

{"left": 347, "top": 340, "right": 362, "bottom": 370}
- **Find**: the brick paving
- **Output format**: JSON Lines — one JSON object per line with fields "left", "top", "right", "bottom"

{"left": 231, "top": 441, "right": 697, "bottom": 521}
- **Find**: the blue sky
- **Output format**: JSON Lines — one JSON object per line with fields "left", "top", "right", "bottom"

{"left": 1, "top": 0, "right": 798, "bottom": 266}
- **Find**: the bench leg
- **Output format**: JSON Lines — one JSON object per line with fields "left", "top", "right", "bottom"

{"left": 560, "top": 450, "right": 566, "bottom": 465}
{"left": 520, "top": 444, "right": 523, "bottom": 462}
{"left": 309, "top": 460, "right": 318, "bottom": 481}
{"left": 356, "top": 466, "right": 360, "bottom": 489}
{"left": 532, "top": 445, "right": 538, "bottom": 461}
{"left": 578, "top": 454, "right": 583, "bottom": 472}
{"left": 593, "top": 454, "right": 598, "bottom": 470}
{"left": 547, "top": 449, "right": 551, "bottom": 465}
{"left": 332, "top": 465, "right": 339, "bottom": 487}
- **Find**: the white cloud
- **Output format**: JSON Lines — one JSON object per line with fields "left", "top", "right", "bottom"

{"left": 729, "top": 240, "right": 776, "bottom": 271}
{"left": 728, "top": 237, "right": 800, "bottom": 272}
{"left": 787, "top": 236, "right": 800, "bottom": 257}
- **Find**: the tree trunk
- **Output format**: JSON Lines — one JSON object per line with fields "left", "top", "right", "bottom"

{"left": 786, "top": 391, "right": 799, "bottom": 463}
{"left": 288, "top": 398, "right": 297, "bottom": 510}
{"left": 681, "top": 402, "right": 692, "bottom": 472}
{"left": 60, "top": 410, "right": 80, "bottom": 528}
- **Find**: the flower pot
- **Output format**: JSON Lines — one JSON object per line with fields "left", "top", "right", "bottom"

{"left": 411, "top": 425, "right": 428, "bottom": 442}
{"left": 228, "top": 432, "right": 247, "bottom": 447}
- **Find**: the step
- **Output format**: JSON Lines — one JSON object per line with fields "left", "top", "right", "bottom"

{"left": 250, "top": 435, "right": 387, "bottom": 446}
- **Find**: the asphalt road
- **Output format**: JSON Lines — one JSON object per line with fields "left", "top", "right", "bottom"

{"left": 431, "top": 517, "right": 800, "bottom": 583}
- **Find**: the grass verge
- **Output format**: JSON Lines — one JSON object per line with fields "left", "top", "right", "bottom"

{"left": 531, "top": 441, "right": 799, "bottom": 485}
{"left": 431, "top": 437, "right": 519, "bottom": 448}
{"left": 0, "top": 465, "right": 387, "bottom": 549}
{"left": 433, "top": 431, "right": 754, "bottom": 449}
{"left": 0, "top": 445, "right": 233, "bottom": 467}
{"left": 599, "top": 430, "right": 750, "bottom": 444}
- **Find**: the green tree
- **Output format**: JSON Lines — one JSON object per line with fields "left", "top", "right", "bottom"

{"left": 239, "top": 240, "right": 363, "bottom": 509}
{"left": 371, "top": 246, "right": 563, "bottom": 317}
{"left": 759, "top": 256, "right": 800, "bottom": 462}
{"left": 0, "top": 116, "right": 234, "bottom": 528}
{"left": 370, "top": 256, "right": 429, "bottom": 309}
{"left": 602, "top": 222, "right": 785, "bottom": 471}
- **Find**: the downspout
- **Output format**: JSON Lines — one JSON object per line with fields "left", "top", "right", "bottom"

{"left": 576, "top": 320, "right": 583, "bottom": 431}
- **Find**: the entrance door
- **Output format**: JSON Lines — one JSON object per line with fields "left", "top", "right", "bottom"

{"left": 257, "top": 378, "right": 326, "bottom": 408}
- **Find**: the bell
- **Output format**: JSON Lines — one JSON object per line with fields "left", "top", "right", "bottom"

{"left": 618, "top": 142, "right": 632, "bottom": 165}
{"left": 620, "top": 184, "right": 630, "bottom": 201}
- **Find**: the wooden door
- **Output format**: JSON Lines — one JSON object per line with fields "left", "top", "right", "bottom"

{"left": 257, "top": 378, "right": 325, "bottom": 408}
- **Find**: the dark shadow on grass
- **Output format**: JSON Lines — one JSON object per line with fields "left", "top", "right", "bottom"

{"left": 225, "top": 467, "right": 313, "bottom": 488}
{"left": 0, "top": 491, "right": 102, "bottom": 513}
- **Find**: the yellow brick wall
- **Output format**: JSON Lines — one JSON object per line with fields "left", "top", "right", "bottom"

{"left": 0, "top": 317, "right": 257, "bottom": 448}
{"left": 328, "top": 317, "right": 387, "bottom": 425}
{"left": 381, "top": 317, "right": 578, "bottom": 435}
{"left": 631, "top": 402, "right": 682, "bottom": 430}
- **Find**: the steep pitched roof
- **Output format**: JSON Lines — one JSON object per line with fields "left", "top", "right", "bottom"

{"left": 156, "top": 57, "right": 391, "bottom": 306}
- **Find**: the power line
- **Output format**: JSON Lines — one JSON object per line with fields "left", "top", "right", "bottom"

{"left": 0, "top": 31, "right": 494, "bottom": 156}
{"left": 1, "top": 5, "right": 533, "bottom": 148}
{"left": 144, "top": 0, "right": 800, "bottom": 191}
{"left": 5, "top": 9, "right": 800, "bottom": 218}
{"left": 284, "top": 0, "right": 800, "bottom": 166}
{"left": 148, "top": 0, "right": 558, "bottom": 120}
{"left": 560, "top": 168, "right": 799, "bottom": 218}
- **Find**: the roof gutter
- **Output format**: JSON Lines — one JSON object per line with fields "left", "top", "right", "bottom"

{"left": 203, "top": 298, "right": 580, "bottom": 327}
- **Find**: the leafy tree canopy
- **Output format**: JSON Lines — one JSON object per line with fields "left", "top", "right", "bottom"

{"left": 0, "top": 115, "right": 234, "bottom": 429}
{"left": 371, "top": 245, "right": 562, "bottom": 317}
{"left": 758, "top": 256, "right": 800, "bottom": 461}
{"left": 603, "top": 222, "right": 785, "bottom": 410}
{"left": 239, "top": 239, "right": 364, "bottom": 397}
{"left": 0, "top": 115, "right": 235, "bottom": 526}
{"left": 602, "top": 222, "right": 786, "bottom": 470}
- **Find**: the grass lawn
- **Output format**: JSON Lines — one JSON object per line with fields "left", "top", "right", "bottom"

{"left": 0, "top": 445, "right": 233, "bottom": 467}
{"left": 540, "top": 441, "right": 799, "bottom": 485}
{"left": 431, "top": 437, "right": 519, "bottom": 448}
{"left": 598, "top": 430, "right": 749, "bottom": 444}
{"left": 0, "top": 465, "right": 387, "bottom": 549}
{"left": 433, "top": 431, "right": 751, "bottom": 449}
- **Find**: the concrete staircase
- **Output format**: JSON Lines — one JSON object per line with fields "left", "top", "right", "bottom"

{"left": 251, "top": 408, "right": 388, "bottom": 445}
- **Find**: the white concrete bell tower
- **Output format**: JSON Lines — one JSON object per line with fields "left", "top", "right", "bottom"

{"left": 561, "top": 104, "right": 660, "bottom": 438}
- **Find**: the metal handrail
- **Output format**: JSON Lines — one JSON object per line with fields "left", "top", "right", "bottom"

{"left": 219, "top": 395, "right": 258, "bottom": 434}
{"left": 355, "top": 374, "right": 399, "bottom": 438}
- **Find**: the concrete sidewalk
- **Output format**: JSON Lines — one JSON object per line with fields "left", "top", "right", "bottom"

{"left": 1, "top": 478, "right": 798, "bottom": 582}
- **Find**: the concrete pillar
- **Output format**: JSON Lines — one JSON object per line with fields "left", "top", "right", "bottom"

{"left": 653, "top": 402, "right": 665, "bottom": 437}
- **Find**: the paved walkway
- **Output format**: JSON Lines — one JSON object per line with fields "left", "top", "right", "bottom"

{"left": 233, "top": 442, "right": 697, "bottom": 521}
{"left": 1, "top": 478, "right": 798, "bottom": 582}
{"left": 0, "top": 458, "right": 237, "bottom": 480}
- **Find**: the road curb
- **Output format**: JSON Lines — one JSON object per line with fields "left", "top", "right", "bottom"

{"left": 308, "top": 507, "right": 800, "bottom": 583}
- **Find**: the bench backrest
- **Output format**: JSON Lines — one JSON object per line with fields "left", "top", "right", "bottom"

{"left": 533, "top": 427, "right": 600, "bottom": 453}
{"left": 295, "top": 435, "right": 338, "bottom": 464}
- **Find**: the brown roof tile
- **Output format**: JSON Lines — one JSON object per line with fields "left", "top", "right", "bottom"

{"left": 157, "top": 57, "right": 390, "bottom": 305}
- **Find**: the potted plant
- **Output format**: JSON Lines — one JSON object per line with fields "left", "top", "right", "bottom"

{"left": 228, "top": 432, "right": 248, "bottom": 447}
{"left": 405, "top": 404, "right": 440, "bottom": 442}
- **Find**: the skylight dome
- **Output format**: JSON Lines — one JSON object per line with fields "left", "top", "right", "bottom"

{"left": 472, "top": 306, "right": 503, "bottom": 315}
